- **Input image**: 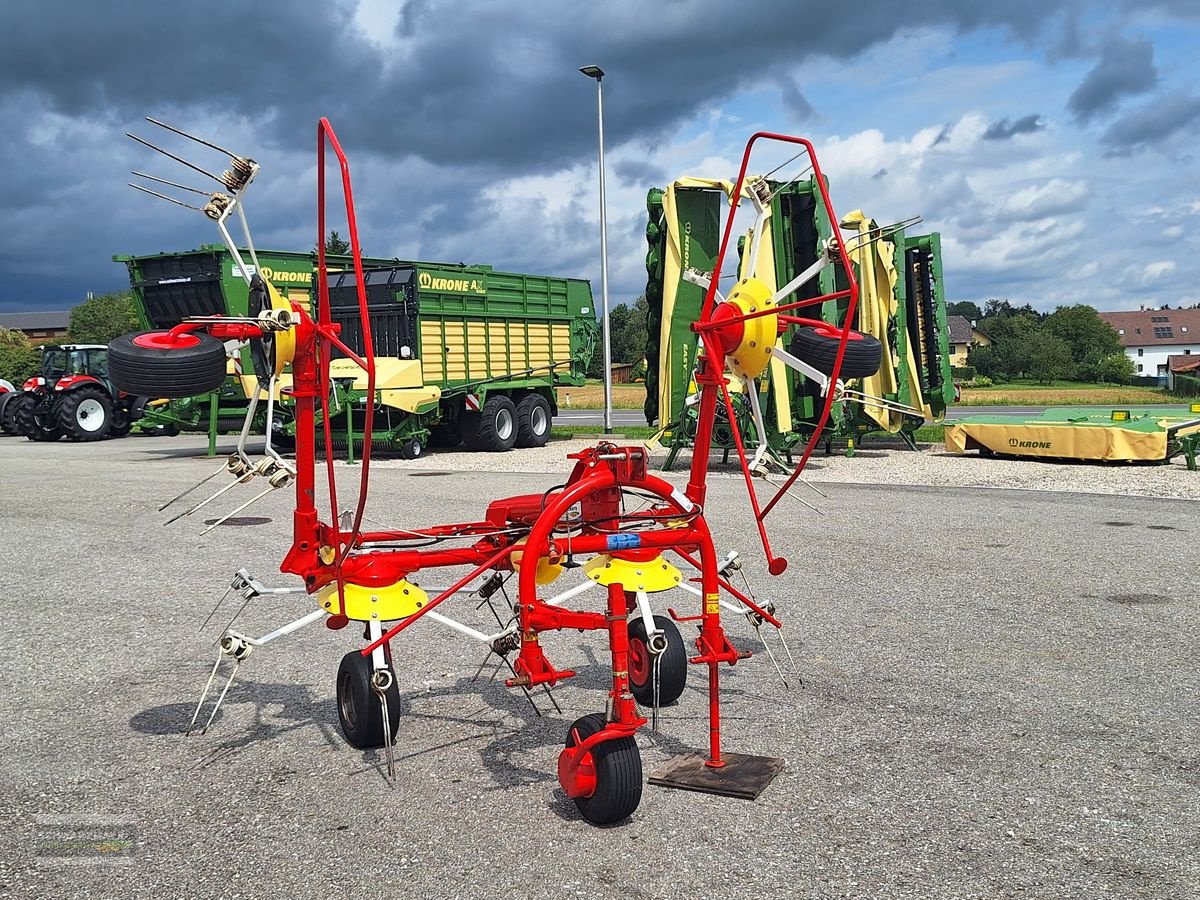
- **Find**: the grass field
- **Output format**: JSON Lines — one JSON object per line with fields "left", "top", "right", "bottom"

{"left": 561, "top": 380, "right": 1191, "bottom": 409}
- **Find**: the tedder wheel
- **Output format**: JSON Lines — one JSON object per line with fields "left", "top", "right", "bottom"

{"left": 18, "top": 397, "right": 61, "bottom": 442}
{"left": 515, "top": 393, "right": 552, "bottom": 448}
{"left": 627, "top": 615, "right": 687, "bottom": 707}
{"left": 0, "top": 393, "right": 10, "bottom": 433}
{"left": 563, "top": 713, "right": 643, "bottom": 826}
{"left": 336, "top": 650, "right": 401, "bottom": 749}
{"left": 789, "top": 326, "right": 883, "bottom": 380}
{"left": 471, "top": 395, "right": 517, "bottom": 452}
{"left": 2, "top": 393, "right": 31, "bottom": 435}
{"left": 108, "top": 331, "right": 227, "bottom": 398}
{"left": 57, "top": 386, "right": 113, "bottom": 441}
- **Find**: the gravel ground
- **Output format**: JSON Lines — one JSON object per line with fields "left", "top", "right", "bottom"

{"left": 0, "top": 433, "right": 1196, "bottom": 900}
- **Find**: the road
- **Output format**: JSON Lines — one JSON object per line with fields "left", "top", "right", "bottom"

{"left": 558, "top": 404, "right": 1195, "bottom": 428}
{"left": 0, "top": 434, "right": 1195, "bottom": 899}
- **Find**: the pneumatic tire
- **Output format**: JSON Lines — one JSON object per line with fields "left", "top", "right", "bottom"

{"left": 2, "top": 393, "right": 31, "bottom": 435}
{"left": 627, "top": 615, "right": 687, "bottom": 707}
{"left": 57, "top": 386, "right": 113, "bottom": 441}
{"left": 336, "top": 651, "right": 401, "bottom": 750}
{"left": 563, "top": 713, "right": 643, "bottom": 826}
{"left": 18, "top": 397, "right": 61, "bottom": 442}
{"left": 108, "top": 331, "right": 227, "bottom": 398}
{"left": 515, "top": 393, "right": 552, "bottom": 448}
{"left": 472, "top": 395, "right": 517, "bottom": 452}
{"left": 790, "top": 327, "right": 882, "bottom": 380}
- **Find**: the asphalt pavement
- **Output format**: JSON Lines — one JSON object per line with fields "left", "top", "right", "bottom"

{"left": 0, "top": 434, "right": 1196, "bottom": 899}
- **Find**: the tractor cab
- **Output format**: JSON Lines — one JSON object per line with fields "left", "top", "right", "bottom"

{"left": 40, "top": 344, "right": 110, "bottom": 385}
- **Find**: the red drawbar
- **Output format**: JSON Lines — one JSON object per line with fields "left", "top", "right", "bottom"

{"left": 132, "top": 331, "right": 203, "bottom": 350}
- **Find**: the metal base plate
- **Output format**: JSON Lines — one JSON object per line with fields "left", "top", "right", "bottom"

{"left": 648, "top": 752, "right": 784, "bottom": 800}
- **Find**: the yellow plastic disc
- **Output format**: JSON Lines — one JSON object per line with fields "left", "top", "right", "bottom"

{"left": 315, "top": 578, "right": 428, "bottom": 622}
{"left": 263, "top": 280, "right": 296, "bottom": 376}
{"left": 511, "top": 538, "right": 564, "bottom": 586}
{"left": 725, "top": 278, "right": 777, "bottom": 380}
{"left": 584, "top": 554, "right": 683, "bottom": 593}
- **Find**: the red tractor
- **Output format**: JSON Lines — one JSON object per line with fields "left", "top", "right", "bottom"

{"left": 6, "top": 344, "right": 146, "bottom": 442}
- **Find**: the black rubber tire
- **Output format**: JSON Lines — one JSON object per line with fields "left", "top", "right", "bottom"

{"left": 2, "top": 393, "right": 30, "bottom": 435}
{"left": 789, "top": 327, "right": 882, "bottom": 380}
{"left": 109, "top": 413, "right": 134, "bottom": 438}
{"left": 627, "top": 615, "right": 688, "bottom": 707}
{"left": 472, "top": 395, "right": 517, "bottom": 452}
{"left": 515, "top": 393, "right": 552, "bottom": 448}
{"left": 0, "top": 393, "right": 10, "bottom": 433}
{"left": 108, "top": 331, "right": 227, "bottom": 399}
{"left": 336, "top": 650, "right": 401, "bottom": 749}
{"left": 18, "top": 396, "right": 61, "bottom": 442}
{"left": 57, "top": 386, "right": 113, "bottom": 441}
{"left": 564, "top": 713, "right": 643, "bottom": 825}
{"left": 398, "top": 437, "right": 423, "bottom": 460}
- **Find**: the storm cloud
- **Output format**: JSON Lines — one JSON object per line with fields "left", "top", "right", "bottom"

{"left": 1, "top": 0, "right": 1199, "bottom": 312}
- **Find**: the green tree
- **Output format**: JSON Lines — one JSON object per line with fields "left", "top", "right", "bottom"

{"left": 1043, "top": 304, "right": 1124, "bottom": 381}
{"left": 1092, "top": 352, "right": 1135, "bottom": 384}
{"left": 67, "top": 291, "right": 140, "bottom": 344}
{"left": 946, "top": 300, "right": 983, "bottom": 322}
{"left": 0, "top": 327, "right": 40, "bottom": 385}
{"left": 319, "top": 231, "right": 352, "bottom": 256}
{"left": 1026, "top": 330, "right": 1072, "bottom": 384}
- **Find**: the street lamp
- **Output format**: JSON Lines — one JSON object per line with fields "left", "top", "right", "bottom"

{"left": 579, "top": 64, "right": 613, "bottom": 434}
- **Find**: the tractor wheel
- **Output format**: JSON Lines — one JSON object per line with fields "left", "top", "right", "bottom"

{"left": 18, "top": 397, "right": 61, "bottom": 442}
{"left": 627, "top": 615, "right": 688, "bottom": 707}
{"left": 398, "top": 437, "right": 423, "bottom": 460}
{"left": 108, "top": 331, "right": 227, "bottom": 398}
{"left": 562, "top": 713, "right": 643, "bottom": 825}
{"left": 790, "top": 326, "right": 882, "bottom": 380}
{"left": 515, "top": 393, "right": 552, "bottom": 448}
{"left": 2, "top": 393, "right": 30, "bottom": 435}
{"left": 336, "top": 650, "right": 401, "bottom": 750}
{"left": 109, "top": 416, "right": 134, "bottom": 438}
{"left": 0, "top": 393, "right": 10, "bottom": 433}
{"left": 57, "top": 386, "right": 113, "bottom": 441}
{"left": 471, "top": 395, "right": 517, "bottom": 452}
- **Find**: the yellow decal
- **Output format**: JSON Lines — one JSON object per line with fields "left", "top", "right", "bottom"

{"left": 417, "top": 270, "right": 487, "bottom": 295}
{"left": 705, "top": 592, "right": 720, "bottom": 615}
{"left": 258, "top": 266, "right": 312, "bottom": 284}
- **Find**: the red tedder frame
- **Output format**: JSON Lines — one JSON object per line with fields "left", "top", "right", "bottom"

{"left": 686, "top": 132, "right": 859, "bottom": 575}
{"left": 220, "top": 124, "right": 857, "bottom": 786}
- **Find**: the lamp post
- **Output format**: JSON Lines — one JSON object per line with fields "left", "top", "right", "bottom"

{"left": 579, "top": 64, "right": 613, "bottom": 434}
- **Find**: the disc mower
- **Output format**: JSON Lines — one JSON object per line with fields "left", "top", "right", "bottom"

{"left": 112, "top": 118, "right": 874, "bottom": 824}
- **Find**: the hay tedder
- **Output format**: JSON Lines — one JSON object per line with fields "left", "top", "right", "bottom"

{"left": 112, "top": 118, "right": 875, "bottom": 824}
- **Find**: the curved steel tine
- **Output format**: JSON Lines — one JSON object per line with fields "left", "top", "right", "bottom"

{"left": 126, "top": 132, "right": 227, "bottom": 186}
{"left": 187, "top": 651, "right": 224, "bottom": 736}
{"left": 145, "top": 117, "right": 243, "bottom": 159}
{"left": 159, "top": 463, "right": 227, "bottom": 511}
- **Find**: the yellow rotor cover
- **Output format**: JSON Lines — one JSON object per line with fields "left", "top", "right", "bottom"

{"left": 315, "top": 578, "right": 428, "bottom": 622}
{"left": 263, "top": 280, "right": 297, "bottom": 376}
{"left": 584, "top": 555, "right": 683, "bottom": 593}
{"left": 724, "top": 278, "right": 777, "bottom": 380}
{"left": 511, "top": 539, "right": 564, "bottom": 586}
